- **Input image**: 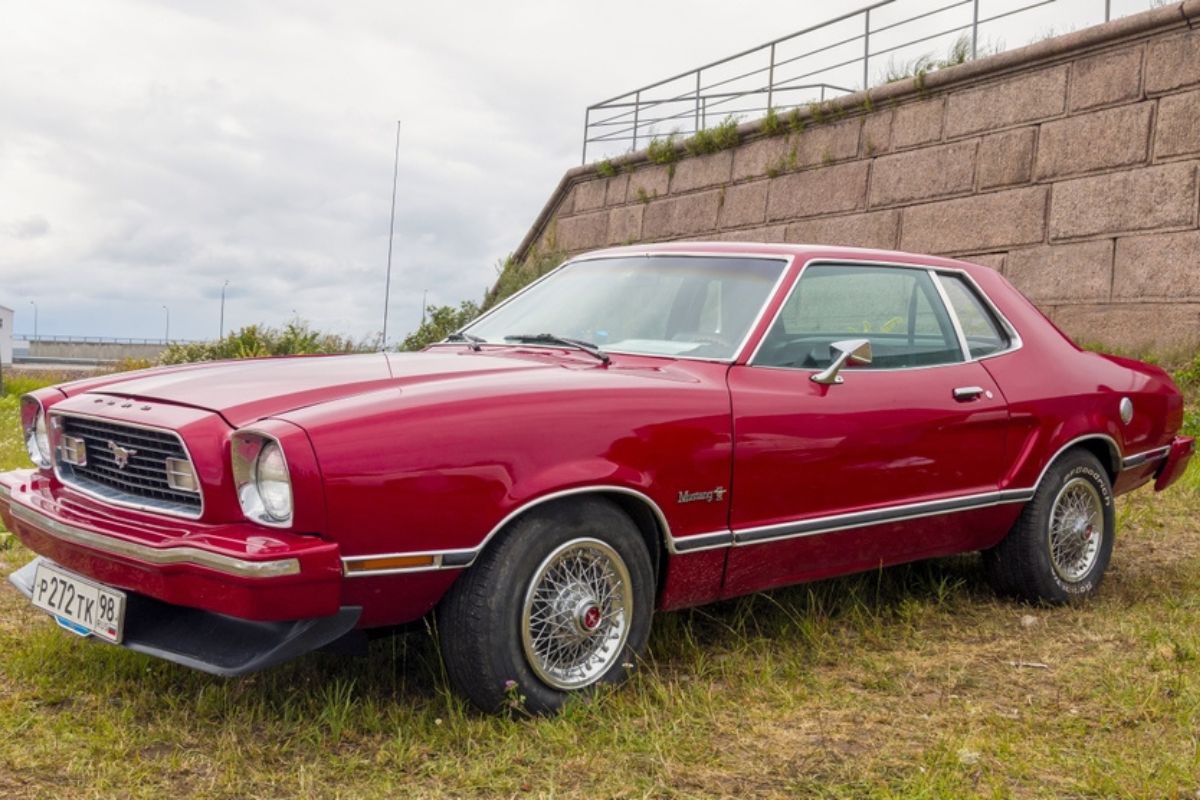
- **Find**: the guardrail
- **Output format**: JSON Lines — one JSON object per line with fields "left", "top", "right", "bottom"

{"left": 582, "top": 0, "right": 1140, "bottom": 163}
{"left": 12, "top": 335, "right": 199, "bottom": 345}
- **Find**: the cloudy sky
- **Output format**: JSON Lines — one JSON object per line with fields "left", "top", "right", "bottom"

{"left": 0, "top": 0, "right": 1143, "bottom": 344}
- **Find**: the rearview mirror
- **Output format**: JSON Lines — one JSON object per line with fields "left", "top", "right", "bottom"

{"left": 811, "top": 338, "right": 872, "bottom": 385}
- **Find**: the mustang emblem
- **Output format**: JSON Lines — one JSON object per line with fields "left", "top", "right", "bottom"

{"left": 106, "top": 441, "right": 139, "bottom": 469}
{"left": 677, "top": 487, "right": 727, "bottom": 504}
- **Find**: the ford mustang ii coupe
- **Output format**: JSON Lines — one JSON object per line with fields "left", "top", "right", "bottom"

{"left": 2, "top": 243, "right": 1194, "bottom": 713}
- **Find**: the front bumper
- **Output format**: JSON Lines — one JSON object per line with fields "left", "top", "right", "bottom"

{"left": 8, "top": 557, "right": 361, "bottom": 676}
{"left": 0, "top": 469, "right": 343, "bottom": 621}
{"left": 1155, "top": 436, "right": 1196, "bottom": 492}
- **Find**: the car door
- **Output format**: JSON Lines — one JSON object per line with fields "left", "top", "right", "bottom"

{"left": 722, "top": 261, "right": 1014, "bottom": 596}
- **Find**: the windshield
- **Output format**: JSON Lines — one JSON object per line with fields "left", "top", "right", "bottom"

{"left": 462, "top": 255, "right": 787, "bottom": 360}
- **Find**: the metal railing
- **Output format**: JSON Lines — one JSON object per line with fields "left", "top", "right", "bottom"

{"left": 12, "top": 334, "right": 196, "bottom": 345}
{"left": 582, "top": 0, "right": 1136, "bottom": 163}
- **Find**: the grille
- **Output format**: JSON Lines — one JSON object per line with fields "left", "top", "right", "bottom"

{"left": 56, "top": 415, "right": 202, "bottom": 516}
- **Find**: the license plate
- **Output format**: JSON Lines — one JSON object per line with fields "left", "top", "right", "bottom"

{"left": 30, "top": 562, "right": 126, "bottom": 644}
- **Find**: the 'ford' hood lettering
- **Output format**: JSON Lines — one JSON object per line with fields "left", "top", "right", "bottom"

{"left": 77, "top": 352, "right": 551, "bottom": 427}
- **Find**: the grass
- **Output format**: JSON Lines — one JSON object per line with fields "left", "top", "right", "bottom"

{"left": 879, "top": 34, "right": 1005, "bottom": 87}
{"left": 1, "top": 375, "right": 1199, "bottom": 797}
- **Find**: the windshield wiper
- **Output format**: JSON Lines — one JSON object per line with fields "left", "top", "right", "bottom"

{"left": 445, "top": 332, "right": 486, "bottom": 352}
{"left": 504, "top": 333, "right": 610, "bottom": 364}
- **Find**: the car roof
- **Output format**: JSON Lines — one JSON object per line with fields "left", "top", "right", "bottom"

{"left": 574, "top": 241, "right": 993, "bottom": 280}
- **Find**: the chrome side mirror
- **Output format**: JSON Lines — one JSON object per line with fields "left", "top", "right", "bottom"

{"left": 811, "top": 339, "right": 872, "bottom": 385}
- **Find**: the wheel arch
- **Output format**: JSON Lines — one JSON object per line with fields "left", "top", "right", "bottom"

{"left": 1036, "top": 434, "right": 1120, "bottom": 489}
{"left": 476, "top": 486, "right": 669, "bottom": 589}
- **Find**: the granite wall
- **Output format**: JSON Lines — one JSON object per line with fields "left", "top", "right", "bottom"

{"left": 515, "top": 1, "right": 1200, "bottom": 354}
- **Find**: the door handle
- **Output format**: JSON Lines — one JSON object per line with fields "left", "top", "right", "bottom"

{"left": 953, "top": 386, "right": 986, "bottom": 401}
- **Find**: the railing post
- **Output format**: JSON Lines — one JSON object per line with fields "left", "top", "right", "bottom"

{"left": 632, "top": 90, "right": 641, "bottom": 151}
{"left": 695, "top": 70, "right": 701, "bottom": 135}
{"left": 581, "top": 107, "right": 590, "bottom": 164}
{"left": 972, "top": 0, "right": 980, "bottom": 59}
{"left": 767, "top": 43, "right": 776, "bottom": 111}
{"left": 863, "top": 8, "right": 871, "bottom": 90}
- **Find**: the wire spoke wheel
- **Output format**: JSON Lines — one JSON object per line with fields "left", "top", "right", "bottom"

{"left": 521, "top": 537, "right": 633, "bottom": 691}
{"left": 1048, "top": 477, "right": 1104, "bottom": 583}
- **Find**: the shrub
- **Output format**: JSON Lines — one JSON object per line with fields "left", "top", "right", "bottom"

{"left": 158, "top": 323, "right": 370, "bottom": 365}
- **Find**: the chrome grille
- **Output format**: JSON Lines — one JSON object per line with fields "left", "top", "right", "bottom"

{"left": 56, "top": 415, "right": 202, "bottom": 517}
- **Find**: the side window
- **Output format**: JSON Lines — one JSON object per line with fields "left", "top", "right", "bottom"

{"left": 754, "top": 264, "right": 963, "bottom": 369}
{"left": 939, "top": 274, "right": 1011, "bottom": 358}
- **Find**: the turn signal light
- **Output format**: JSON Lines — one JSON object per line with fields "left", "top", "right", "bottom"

{"left": 344, "top": 555, "right": 436, "bottom": 574}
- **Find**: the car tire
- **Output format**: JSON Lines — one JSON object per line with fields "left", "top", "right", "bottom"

{"left": 984, "top": 449, "right": 1115, "bottom": 604}
{"left": 436, "top": 497, "right": 655, "bottom": 714}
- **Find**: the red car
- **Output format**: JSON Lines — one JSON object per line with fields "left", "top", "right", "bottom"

{"left": 3, "top": 243, "right": 1193, "bottom": 713}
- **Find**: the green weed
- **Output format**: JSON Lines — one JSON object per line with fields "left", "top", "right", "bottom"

{"left": 684, "top": 115, "right": 740, "bottom": 156}
{"left": 761, "top": 107, "right": 784, "bottom": 137}
{"left": 646, "top": 132, "right": 679, "bottom": 166}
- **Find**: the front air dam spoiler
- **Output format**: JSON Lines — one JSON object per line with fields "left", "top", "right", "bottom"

{"left": 8, "top": 557, "right": 361, "bottom": 677}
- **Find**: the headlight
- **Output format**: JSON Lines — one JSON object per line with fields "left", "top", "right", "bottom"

{"left": 21, "top": 396, "right": 51, "bottom": 469}
{"left": 232, "top": 432, "right": 293, "bottom": 526}
{"left": 255, "top": 442, "right": 292, "bottom": 521}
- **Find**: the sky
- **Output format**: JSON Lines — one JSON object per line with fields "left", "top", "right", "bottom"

{"left": 0, "top": 0, "right": 1149, "bottom": 345}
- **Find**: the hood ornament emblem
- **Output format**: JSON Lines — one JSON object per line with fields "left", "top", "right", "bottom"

{"left": 107, "top": 441, "right": 139, "bottom": 469}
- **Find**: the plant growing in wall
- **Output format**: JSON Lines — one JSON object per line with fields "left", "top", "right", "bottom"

{"left": 685, "top": 115, "right": 740, "bottom": 156}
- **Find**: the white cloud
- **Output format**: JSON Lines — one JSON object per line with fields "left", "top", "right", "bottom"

{"left": 0, "top": 0, "right": 1124, "bottom": 343}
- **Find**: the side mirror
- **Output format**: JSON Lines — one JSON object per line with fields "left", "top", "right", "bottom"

{"left": 811, "top": 338, "right": 872, "bottom": 385}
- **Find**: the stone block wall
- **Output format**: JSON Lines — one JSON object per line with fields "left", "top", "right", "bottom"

{"left": 515, "top": 2, "right": 1200, "bottom": 355}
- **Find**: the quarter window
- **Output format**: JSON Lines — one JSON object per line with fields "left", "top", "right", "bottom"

{"left": 754, "top": 264, "right": 963, "bottom": 369}
{"left": 939, "top": 274, "right": 1011, "bottom": 358}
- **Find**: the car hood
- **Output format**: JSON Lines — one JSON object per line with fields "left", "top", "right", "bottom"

{"left": 82, "top": 352, "right": 556, "bottom": 428}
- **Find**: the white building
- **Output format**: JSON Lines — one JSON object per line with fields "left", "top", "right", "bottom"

{"left": 0, "top": 305, "right": 12, "bottom": 366}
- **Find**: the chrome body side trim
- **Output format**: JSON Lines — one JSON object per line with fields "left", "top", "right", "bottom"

{"left": 1120, "top": 445, "right": 1171, "bottom": 471}
{"left": 50, "top": 411, "right": 205, "bottom": 521}
{"left": 9, "top": 503, "right": 300, "bottom": 578}
{"left": 670, "top": 529, "right": 735, "bottom": 553}
{"left": 340, "top": 485, "right": 738, "bottom": 577}
{"left": 731, "top": 489, "right": 1033, "bottom": 546}
{"left": 0, "top": 482, "right": 11, "bottom": 500}
{"left": 339, "top": 436, "right": 1131, "bottom": 572}
{"left": 342, "top": 485, "right": 1044, "bottom": 573}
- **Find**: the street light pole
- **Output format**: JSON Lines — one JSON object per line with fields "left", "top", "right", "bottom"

{"left": 29, "top": 300, "right": 37, "bottom": 342}
{"left": 219, "top": 280, "right": 229, "bottom": 340}
{"left": 162, "top": 305, "right": 170, "bottom": 343}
